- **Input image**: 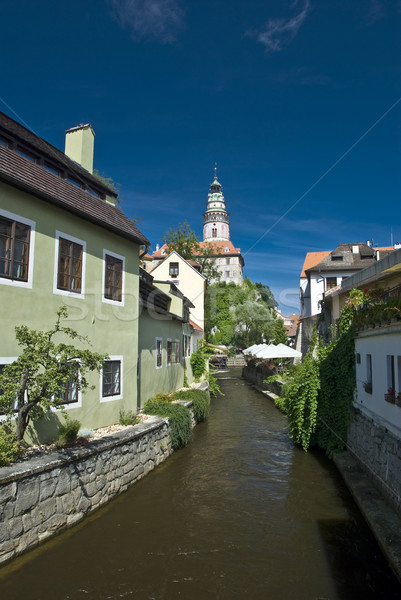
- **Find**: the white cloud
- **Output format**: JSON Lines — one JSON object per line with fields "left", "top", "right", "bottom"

{"left": 109, "top": 0, "right": 185, "bottom": 43}
{"left": 250, "top": 0, "right": 311, "bottom": 52}
{"left": 365, "top": 0, "right": 386, "bottom": 24}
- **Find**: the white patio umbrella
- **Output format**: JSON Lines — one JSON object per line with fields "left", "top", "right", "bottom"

{"left": 243, "top": 344, "right": 260, "bottom": 354}
{"left": 253, "top": 344, "right": 277, "bottom": 358}
{"left": 273, "top": 343, "right": 302, "bottom": 359}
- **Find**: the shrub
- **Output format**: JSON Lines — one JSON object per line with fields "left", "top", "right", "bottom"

{"left": 208, "top": 372, "right": 223, "bottom": 397}
{"left": 190, "top": 347, "right": 207, "bottom": 381}
{"left": 143, "top": 397, "right": 192, "bottom": 449}
{"left": 58, "top": 419, "right": 81, "bottom": 445}
{"left": 174, "top": 389, "right": 210, "bottom": 422}
{"left": 0, "top": 425, "right": 21, "bottom": 466}
{"left": 119, "top": 410, "right": 140, "bottom": 426}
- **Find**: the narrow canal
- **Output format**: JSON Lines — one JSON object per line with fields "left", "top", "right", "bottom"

{"left": 1, "top": 369, "right": 400, "bottom": 599}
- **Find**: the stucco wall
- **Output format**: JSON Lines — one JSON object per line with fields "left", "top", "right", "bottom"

{"left": 0, "top": 416, "right": 175, "bottom": 566}
{"left": 355, "top": 324, "right": 401, "bottom": 434}
{"left": 138, "top": 310, "right": 193, "bottom": 408}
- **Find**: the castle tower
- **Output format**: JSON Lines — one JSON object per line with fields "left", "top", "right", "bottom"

{"left": 203, "top": 168, "right": 230, "bottom": 242}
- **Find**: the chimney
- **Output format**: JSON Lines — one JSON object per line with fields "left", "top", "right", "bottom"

{"left": 156, "top": 243, "right": 159, "bottom": 251}
{"left": 65, "top": 124, "right": 95, "bottom": 174}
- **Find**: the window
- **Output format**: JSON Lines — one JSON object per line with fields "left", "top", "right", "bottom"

{"left": 224, "top": 247, "right": 229, "bottom": 253}
{"left": 57, "top": 365, "right": 79, "bottom": 406}
{"left": 212, "top": 228, "right": 217, "bottom": 238}
{"left": 54, "top": 232, "right": 85, "bottom": 298}
{"left": 356, "top": 353, "right": 361, "bottom": 364}
{"left": 0, "top": 216, "right": 31, "bottom": 282}
{"left": 104, "top": 253, "right": 123, "bottom": 302}
{"left": 366, "top": 354, "right": 372, "bottom": 385}
{"left": 156, "top": 338, "right": 163, "bottom": 368}
{"left": 183, "top": 334, "right": 191, "bottom": 358}
{"left": 226, "top": 258, "right": 230, "bottom": 265}
{"left": 387, "top": 355, "right": 395, "bottom": 391}
{"left": 57, "top": 237, "right": 83, "bottom": 293}
{"left": 167, "top": 340, "right": 180, "bottom": 365}
{"left": 0, "top": 358, "right": 18, "bottom": 416}
{"left": 169, "top": 262, "right": 179, "bottom": 277}
{"left": 326, "top": 277, "right": 337, "bottom": 290}
{"left": 225, "top": 271, "right": 230, "bottom": 278}
{"left": 101, "top": 358, "right": 122, "bottom": 401}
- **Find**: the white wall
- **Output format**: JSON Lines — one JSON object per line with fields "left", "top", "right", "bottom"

{"left": 355, "top": 325, "right": 401, "bottom": 437}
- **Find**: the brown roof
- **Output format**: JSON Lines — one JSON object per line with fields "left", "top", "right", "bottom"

{"left": 0, "top": 118, "right": 149, "bottom": 246}
{"left": 301, "top": 245, "right": 394, "bottom": 277}
{"left": 306, "top": 243, "right": 393, "bottom": 274}
{"left": 0, "top": 111, "right": 116, "bottom": 197}
{"left": 286, "top": 314, "right": 300, "bottom": 338}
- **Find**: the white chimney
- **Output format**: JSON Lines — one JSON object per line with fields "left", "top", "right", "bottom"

{"left": 65, "top": 124, "right": 95, "bottom": 174}
{"left": 156, "top": 243, "right": 159, "bottom": 251}
{"left": 352, "top": 245, "right": 359, "bottom": 254}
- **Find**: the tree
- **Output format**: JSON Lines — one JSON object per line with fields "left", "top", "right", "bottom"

{"left": 162, "top": 220, "right": 221, "bottom": 283}
{"left": 271, "top": 318, "right": 288, "bottom": 345}
{"left": 0, "top": 307, "right": 107, "bottom": 441}
{"left": 205, "top": 279, "right": 277, "bottom": 347}
{"left": 234, "top": 300, "right": 275, "bottom": 348}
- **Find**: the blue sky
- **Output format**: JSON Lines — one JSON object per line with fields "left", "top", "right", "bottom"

{"left": 1, "top": 0, "right": 401, "bottom": 312}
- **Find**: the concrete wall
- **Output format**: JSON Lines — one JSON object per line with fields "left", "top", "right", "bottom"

{"left": 348, "top": 408, "right": 401, "bottom": 516}
{"left": 0, "top": 416, "right": 177, "bottom": 566}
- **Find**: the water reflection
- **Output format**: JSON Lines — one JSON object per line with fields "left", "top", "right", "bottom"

{"left": 0, "top": 369, "right": 399, "bottom": 599}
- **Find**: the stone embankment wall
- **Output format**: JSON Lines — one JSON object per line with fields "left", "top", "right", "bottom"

{"left": 0, "top": 415, "right": 177, "bottom": 566}
{"left": 242, "top": 362, "right": 283, "bottom": 397}
{"left": 348, "top": 408, "right": 401, "bottom": 517}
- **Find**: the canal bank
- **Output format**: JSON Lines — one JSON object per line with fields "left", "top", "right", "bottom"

{"left": 243, "top": 364, "right": 401, "bottom": 585}
{"left": 334, "top": 450, "right": 401, "bottom": 584}
{"left": 0, "top": 367, "right": 399, "bottom": 599}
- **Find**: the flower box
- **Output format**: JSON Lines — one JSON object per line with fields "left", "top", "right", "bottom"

{"left": 385, "top": 393, "right": 396, "bottom": 404}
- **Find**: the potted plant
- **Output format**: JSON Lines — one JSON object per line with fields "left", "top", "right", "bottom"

{"left": 363, "top": 381, "right": 372, "bottom": 394}
{"left": 385, "top": 387, "right": 396, "bottom": 404}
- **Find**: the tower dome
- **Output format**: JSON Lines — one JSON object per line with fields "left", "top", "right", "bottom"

{"left": 203, "top": 168, "right": 230, "bottom": 242}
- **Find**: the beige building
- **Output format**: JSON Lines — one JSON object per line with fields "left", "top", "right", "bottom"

{"left": 150, "top": 250, "right": 206, "bottom": 345}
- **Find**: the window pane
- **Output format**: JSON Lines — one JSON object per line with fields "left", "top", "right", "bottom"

{"left": 105, "top": 255, "right": 123, "bottom": 301}
{"left": 58, "top": 237, "right": 83, "bottom": 292}
{"left": 0, "top": 217, "right": 30, "bottom": 281}
{"left": 103, "top": 361, "right": 121, "bottom": 397}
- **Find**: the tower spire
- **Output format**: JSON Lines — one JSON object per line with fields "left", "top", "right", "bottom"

{"left": 203, "top": 168, "right": 229, "bottom": 242}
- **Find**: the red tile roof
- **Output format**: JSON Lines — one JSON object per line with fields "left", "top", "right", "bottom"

{"left": 300, "top": 251, "right": 331, "bottom": 277}
{"left": 152, "top": 240, "right": 242, "bottom": 259}
{"left": 190, "top": 319, "right": 203, "bottom": 332}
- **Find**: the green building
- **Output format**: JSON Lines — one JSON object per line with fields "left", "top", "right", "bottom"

{"left": 0, "top": 112, "right": 150, "bottom": 442}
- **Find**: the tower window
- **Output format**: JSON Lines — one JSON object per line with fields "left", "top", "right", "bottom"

{"left": 212, "top": 228, "right": 217, "bottom": 238}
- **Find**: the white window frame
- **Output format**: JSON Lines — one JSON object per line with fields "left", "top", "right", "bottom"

{"left": 102, "top": 248, "right": 126, "bottom": 306}
{"left": 51, "top": 360, "right": 83, "bottom": 411}
{"left": 0, "top": 357, "right": 18, "bottom": 420}
{"left": 0, "top": 209, "right": 35, "bottom": 289}
{"left": 53, "top": 230, "right": 86, "bottom": 299}
{"left": 156, "top": 337, "right": 163, "bottom": 369}
{"left": 100, "top": 355, "right": 123, "bottom": 402}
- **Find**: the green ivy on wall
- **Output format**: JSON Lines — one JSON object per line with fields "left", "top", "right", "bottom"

{"left": 280, "top": 289, "right": 364, "bottom": 456}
